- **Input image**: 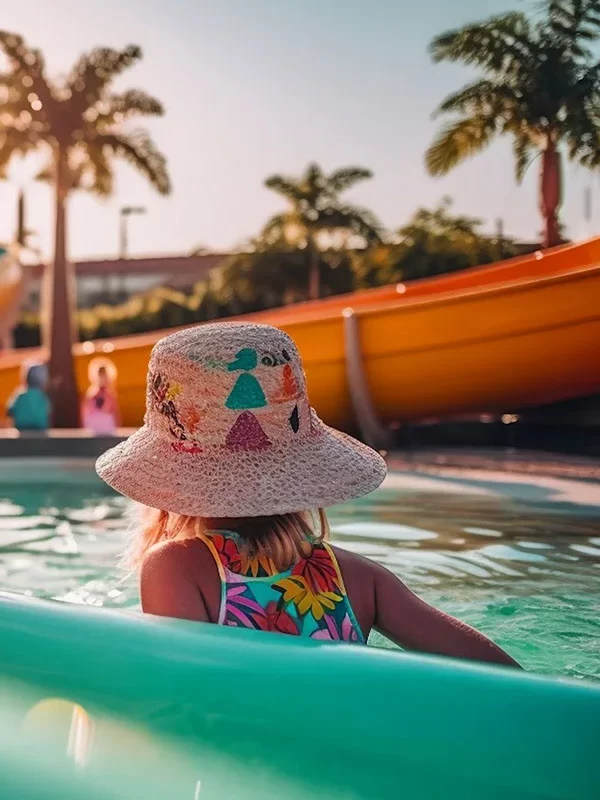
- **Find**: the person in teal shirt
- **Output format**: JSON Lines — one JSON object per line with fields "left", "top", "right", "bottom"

{"left": 7, "top": 362, "right": 51, "bottom": 432}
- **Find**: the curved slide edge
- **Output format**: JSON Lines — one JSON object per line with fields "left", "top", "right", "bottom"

{"left": 257, "top": 236, "right": 600, "bottom": 322}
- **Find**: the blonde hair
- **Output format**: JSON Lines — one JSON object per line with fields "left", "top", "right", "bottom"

{"left": 126, "top": 506, "right": 330, "bottom": 572}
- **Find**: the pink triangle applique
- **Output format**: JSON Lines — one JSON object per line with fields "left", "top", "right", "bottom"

{"left": 226, "top": 411, "right": 271, "bottom": 450}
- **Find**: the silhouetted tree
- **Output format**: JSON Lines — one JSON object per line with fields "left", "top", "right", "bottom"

{"left": 0, "top": 32, "right": 170, "bottom": 425}
{"left": 426, "top": 0, "right": 600, "bottom": 249}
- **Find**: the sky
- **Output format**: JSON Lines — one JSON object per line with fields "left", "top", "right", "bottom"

{"left": 1, "top": 0, "right": 599, "bottom": 261}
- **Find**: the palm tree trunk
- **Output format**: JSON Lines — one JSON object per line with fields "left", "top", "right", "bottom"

{"left": 539, "top": 142, "right": 562, "bottom": 249}
{"left": 307, "top": 237, "right": 320, "bottom": 301}
{"left": 42, "top": 147, "right": 80, "bottom": 428}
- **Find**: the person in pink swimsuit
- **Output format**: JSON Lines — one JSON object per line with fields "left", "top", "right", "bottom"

{"left": 96, "top": 322, "right": 519, "bottom": 667}
{"left": 82, "top": 360, "right": 120, "bottom": 436}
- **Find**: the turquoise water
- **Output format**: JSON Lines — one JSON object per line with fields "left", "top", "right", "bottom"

{"left": 0, "top": 459, "right": 599, "bottom": 681}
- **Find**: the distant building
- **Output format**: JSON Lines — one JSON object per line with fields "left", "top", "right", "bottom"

{"left": 22, "top": 253, "right": 228, "bottom": 311}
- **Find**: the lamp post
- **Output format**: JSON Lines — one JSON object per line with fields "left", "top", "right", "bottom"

{"left": 117, "top": 205, "right": 146, "bottom": 299}
{"left": 9, "top": 155, "right": 39, "bottom": 253}
{"left": 119, "top": 206, "right": 146, "bottom": 259}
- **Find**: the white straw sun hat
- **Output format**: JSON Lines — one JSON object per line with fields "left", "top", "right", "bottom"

{"left": 96, "top": 322, "right": 387, "bottom": 517}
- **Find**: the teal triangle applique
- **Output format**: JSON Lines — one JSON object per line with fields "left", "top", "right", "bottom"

{"left": 226, "top": 373, "right": 267, "bottom": 410}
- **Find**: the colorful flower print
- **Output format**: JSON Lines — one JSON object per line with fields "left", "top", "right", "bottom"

{"left": 211, "top": 534, "right": 244, "bottom": 573}
{"left": 262, "top": 602, "right": 299, "bottom": 635}
{"left": 311, "top": 613, "right": 359, "bottom": 642}
{"left": 224, "top": 584, "right": 266, "bottom": 629}
{"left": 274, "top": 575, "right": 342, "bottom": 621}
{"left": 212, "top": 534, "right": 276, "bottom": 577}
{"left": 292, "top": 547, "right": 342, "bottom": 594}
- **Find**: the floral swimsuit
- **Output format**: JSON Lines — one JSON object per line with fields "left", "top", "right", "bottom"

{"left": 201, "top": 531, "right": 365, "bottom": 643}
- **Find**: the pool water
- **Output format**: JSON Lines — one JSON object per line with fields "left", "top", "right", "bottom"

{"left": 1, "top": 459, "right": 599, "bottom": 681}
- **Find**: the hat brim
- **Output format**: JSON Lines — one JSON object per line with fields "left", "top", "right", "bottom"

{"left": 95, "top": 419, "right": 387, "bottom": 517}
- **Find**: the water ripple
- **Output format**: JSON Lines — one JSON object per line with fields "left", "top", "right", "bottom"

{"left": 0, "top": 464, "right": 598, "bottom": 681}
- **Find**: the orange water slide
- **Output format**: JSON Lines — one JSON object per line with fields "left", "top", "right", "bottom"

{"left": 0, "top": 237, "right": 599, "bottom": 429}
{"left": 259, "top": 238, "right": 599, "bottom": 321}
{"left": 0, "top": 248, "right": 24, "bottom": 348}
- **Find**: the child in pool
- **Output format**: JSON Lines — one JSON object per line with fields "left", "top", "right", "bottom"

{"left": 7, "top": 361, "right": 51, "bottom": 433}
{"left": 82, "top": 359, "right": 120, "bottom": 436}
{"left": 96, "top": 323, "right": 519, "bottom": 667}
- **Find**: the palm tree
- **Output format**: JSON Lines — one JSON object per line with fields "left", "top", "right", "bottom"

{"left": 264, "top": 163, "right": 381, "bottom": 299}
{"left": 0, "top": 32, "right": 170, "bottom": 426}
{"left": 425, "top": 0, "right": 600, "bottom": 249}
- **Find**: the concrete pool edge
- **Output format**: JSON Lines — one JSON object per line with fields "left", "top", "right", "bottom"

{"left": 0, "top": 429, "right": 132, "bottom": 459}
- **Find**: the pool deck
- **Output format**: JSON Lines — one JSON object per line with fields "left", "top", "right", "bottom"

{"left": 1, "top": 428, "right": 600, "bottom": 480}
{"left": 388, "top": 448, "right": 600, "bottom": 481}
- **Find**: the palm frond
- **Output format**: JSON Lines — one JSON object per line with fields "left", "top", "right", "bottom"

{"left": 85, "top": 142, "right": 114, "bottom": 196}
{"left": 564, "top": 104, "right": 600, "bottom": 165}
{"left": 262, "top": 212, "right": 291, "bottom": 234}
{"left": 569, "top": 57, "right": 600, "bottom": 102}
{"left": 430, "top": 13, "right": 535, "bottom": 76}
{"left": 0, "top": 31, "right": 56, "bottom": 119}
{"left": 264, "top": 174, "right": 303, "bottom": 200}
{"left": 0, "top": 69, "right": 28, "bottom": 110}
{"left": 435, "top": 80, "right": 520, "bottom": 117}
{"left": 93, "top": 130, "right": 170, "bottom": 194}
{"left": 0, "top": 128, "right": 39, "bottom": 177}
{"left": 547, "top": 0, "right": 600, "bottom": 54}
{"left": 326, "top": 205, "right": 382, "bottom": 243}
{"left": 67, "top": 45, "right": 142, "bottom": 114}
{"left": 93, "top": 88, "right": 164, "bottom": 128}
{"left": 304, "top": 163, "right": 324, "bottom": 186}
{"left": 327, "top": 167, "right": 373, "bottom": 193}
{"left": 63, "top": 142, "right": 114, "bottom": 196}
{"left": 513, "top": 133, "right": 536, "bottom": 182}
{"left": 0, "top": 31, "right": 46, "bottom": 77}
{"left": 425, "top": 116, "right": 499, "bottom": 176}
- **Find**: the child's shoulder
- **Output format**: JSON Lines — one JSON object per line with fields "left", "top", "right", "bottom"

{"left": 142, "top": 537, "right": 214, "bottom": 579}
{"left": 327, "top": 543, "right": 379, "bottom": 582}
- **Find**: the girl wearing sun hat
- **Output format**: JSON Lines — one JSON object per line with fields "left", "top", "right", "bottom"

{"left": 97, "top": 322, "right": 518, "bottom": 663}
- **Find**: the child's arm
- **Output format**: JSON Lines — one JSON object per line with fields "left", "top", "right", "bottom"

{"left": 372, "top": 561, "right": 521, "bottom": 668}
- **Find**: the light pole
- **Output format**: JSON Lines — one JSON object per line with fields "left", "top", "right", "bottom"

{"left": 119, "top": 206, "right": 146, "bottom": 259}
{"left": 8, "top": 155, "right": 39, "bottom": 253}
{"left": 117, "top": 205, "right": 146, "bottom": 299}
